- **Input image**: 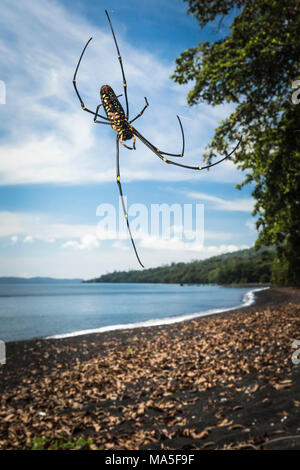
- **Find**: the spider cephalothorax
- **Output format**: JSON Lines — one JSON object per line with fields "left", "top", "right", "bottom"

{"left": 73, "top": 10, "right": 242, "bottom": 268}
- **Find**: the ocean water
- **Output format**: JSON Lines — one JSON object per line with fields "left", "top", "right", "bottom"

{"left": 0, "top": 283, "right": 264, "bottom": 342}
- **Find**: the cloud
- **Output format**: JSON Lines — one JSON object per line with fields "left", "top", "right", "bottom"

{"left": 0, "top": 208, "right": 244, "bottom": 244}
{"left": 139, "top": 233, "right": 249, "bottom": 254}
{"left": 0, "top": 210, "right": 97, "bottom": 241}
{"left": 0, "top": 209, "right": 255, "bottom": 278}
{"left": 0, "top": 210, "right": 126, "bottom": 250}
{"left": 62, "top": 234, "right": 100, "bottom": 251}
{"left": 0, "top": 209, "right": 248, "bottom": 262}
{"left": 23, "top": 235, "right": 34, "bottom": 243}
{"left": 0, "top": 0, "right": 243, "bottom": 185}
{"left": 10, "top": 235, "right": 18, "bottom": 244}
{"left": 186, "top": 191, "right": 254, "bottom": 212}
{"left": 112, "top": 240, "right": 130, "bottom": 251}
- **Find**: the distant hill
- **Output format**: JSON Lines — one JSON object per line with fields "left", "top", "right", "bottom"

{"left": 0, "top": 277, "right": 83, "bottom": 284}
{"left": 86, "top": 247, "right": 275, "bottom": 284}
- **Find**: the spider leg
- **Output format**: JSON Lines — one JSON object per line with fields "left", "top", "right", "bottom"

{"left": 133, "top": 127, "right": 242, "bottom": 170}
{"left": 73, "top": 37, "right": 109, "bottom": 121}
{"left": 132, "top": 115, "right": 185, "bottom": 158}
{"left": 120, "top": 131, "right": 136, "bottom": 150}
{"left": 158, "top": 115, "right": 185, "bottom": 157}
{"left": 105, "top": 10, "right": 129, "bottom": 119}
{"left": 116, "top": 135, "right": 144, "bottom": 268}
{"left": 120, "top": 141, "right": 136, "bottom": 150}
{"left": 94, "top": 104, "right": 112, "bottom": 124}
{"left": 129, "top": 97, "right": 149, "bottom": 124}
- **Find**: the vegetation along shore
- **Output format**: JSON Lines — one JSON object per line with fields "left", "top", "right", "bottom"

{"left": 86, "top": 247, "right": 275, "bottom": 284}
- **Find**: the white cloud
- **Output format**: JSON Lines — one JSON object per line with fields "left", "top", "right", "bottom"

{"left": 62, "top": 234, "right": 100, "bottom": 251}
{"left": 0, "top": 209, "right": 253, "bottom": 275}
{"left": 0, "top": 203, "right": 256, "bottom": 278}
{"left": 0, "top": 210, "right": 244, "bottom": 250}
{"left": 112, "top": 240, "right": 130, "bottom": 251}
{"left": 10, "top": 235, "right": 18, "bottom": 244}
{"left": 23, "top": 235, "right": 34, "bottom": 243}
{"left": 0, "top": 210, "right": 98, "bottom": 241}
{"left": 186, "top": 191, "right": 254, "bottom": 212}
{"left": 139, "top": 233, "right": 249, "bottom": 254}
{"left": 0, "top": 210, "right": 125, "bottom": 251}
{"left": 0, "top": 0, "right": 243, "bottom": 185}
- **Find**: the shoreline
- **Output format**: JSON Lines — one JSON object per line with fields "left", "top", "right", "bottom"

{"left": 0, "top": 283, "right": 266, "bottom": 344}
{"left": 1, "top": 287, "right": 298, "bottom": 378}
{"left": 45, "top": 285, "right": 269, "bottom": 340}
{"left": 1, "top": 286, "right": 300, "bottom": 450}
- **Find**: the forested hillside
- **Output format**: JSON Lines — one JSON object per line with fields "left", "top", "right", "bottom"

{"left": 87, "top": 247, "right": 275, "bottom": 284}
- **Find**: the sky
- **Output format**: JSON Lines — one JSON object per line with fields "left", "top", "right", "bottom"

{"left": 0, "top": 0, "right": 256, "bottom": 279}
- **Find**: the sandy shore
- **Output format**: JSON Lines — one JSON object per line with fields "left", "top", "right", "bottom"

{"left": 0, "top": 286, "right": 300, "bottom": 450}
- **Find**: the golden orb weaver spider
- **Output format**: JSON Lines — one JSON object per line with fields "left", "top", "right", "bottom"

{"left": 73, "top": 10, "right": 241, "bottom": 268}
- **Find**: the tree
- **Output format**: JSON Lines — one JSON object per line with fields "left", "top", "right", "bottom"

{"left": 171, "top": 0, "right": 300, "bottom": 286}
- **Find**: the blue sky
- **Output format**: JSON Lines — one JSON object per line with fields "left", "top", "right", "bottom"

{"left": 0, "top": 0, "right": 256, "bottom": 279}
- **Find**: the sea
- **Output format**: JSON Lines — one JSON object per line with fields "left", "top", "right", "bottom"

{"left": 0, "top": 283, "right": 266, "bottom": 342}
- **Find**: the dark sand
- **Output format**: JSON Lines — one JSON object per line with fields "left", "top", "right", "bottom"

{"left": 0, "top": 286, "right": 300, "bottom": 450}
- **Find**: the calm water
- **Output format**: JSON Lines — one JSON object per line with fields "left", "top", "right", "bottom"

{"left": 0, "top": 283, "right": 255, "bottom": 342}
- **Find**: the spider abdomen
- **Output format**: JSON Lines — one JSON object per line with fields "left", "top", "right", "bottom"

{"left": 100, "top": 85, "right": 133, "bottom": 140}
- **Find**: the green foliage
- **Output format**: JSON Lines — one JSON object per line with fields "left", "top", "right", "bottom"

{"left": 171, "top": 0, "right": 300, "bottom": 286}
{"left": 88, "top": 247, "right": 274, "bottom": 284}
{"left": 31, "top": 435, "right": 93, "bottom": 450}
{"left": 271, "top": 239, "right": 300, "bottom": 286}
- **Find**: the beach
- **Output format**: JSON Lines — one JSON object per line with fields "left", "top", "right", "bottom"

{"left": 0, "top": 286, "right": 300, "bottom": 450}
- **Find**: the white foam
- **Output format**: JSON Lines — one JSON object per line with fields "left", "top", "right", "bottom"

{"left": 46, "top": 286, "right": 270, "bottom": 340}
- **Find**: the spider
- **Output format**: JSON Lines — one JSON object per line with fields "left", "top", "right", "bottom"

{"left": 73, "top": 10, "right": 241, "bottom": 268}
